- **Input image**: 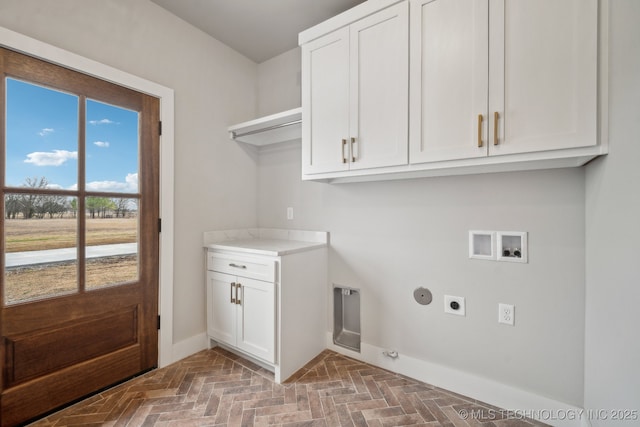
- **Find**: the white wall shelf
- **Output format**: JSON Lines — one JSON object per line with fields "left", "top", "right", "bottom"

{"left": 228, "top": 107, "right": 301, "bottom": 146}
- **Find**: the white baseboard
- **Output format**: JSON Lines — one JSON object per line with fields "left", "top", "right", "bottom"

{"left": 171, "top": 332, "right": 208, "bottom": 363}
{"left": 169, "top": 332, "right": 591, "bottom": 427}
{"left": 326, "top": 333, "right": 589, "bottom": 427}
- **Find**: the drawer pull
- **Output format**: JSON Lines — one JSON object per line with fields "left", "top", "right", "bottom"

{"left": 477, "top": 114, "right": 483, "bottom": 147}
{"left": 236, "top": 283, "right": 242, "bottom": 305}
{"left": 229, "top": 263, "right": 247, "bottom": 269}
{"left": 230, "top": 282, "right": 236, "bottom": 304}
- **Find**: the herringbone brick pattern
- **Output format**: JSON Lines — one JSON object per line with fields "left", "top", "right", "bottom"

{"left": 29, "top": 348, "right": 546, "bottom": 426}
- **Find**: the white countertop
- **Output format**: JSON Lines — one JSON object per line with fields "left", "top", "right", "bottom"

{"left": 206, "top": 238, "right": 325, "bottom": 256}
{"left": 203, "top": 228, "right": 328, "bottom": 256}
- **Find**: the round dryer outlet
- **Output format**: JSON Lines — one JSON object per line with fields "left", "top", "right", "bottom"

{"left": 413, "top": 287, "right": 433, "bottom": 305}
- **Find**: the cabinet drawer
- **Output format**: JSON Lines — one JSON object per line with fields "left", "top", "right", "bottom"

{"left": 207, "top": 251, "right": 276, "bottom": 282}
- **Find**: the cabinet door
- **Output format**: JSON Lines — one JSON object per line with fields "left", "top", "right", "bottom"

{"left": 409, "top": 0, "right": 489, "bottom": 163}
{"left": 302, "top": 27, "right": 350, "bottom": 175}
{"left": 206, "top": 271, "right": 236, "bottom": 347}
{"left": 235, "top": 278, "right": 276, "bottom": 363}
{"left": 349, "top": 2, "right": 409, "bottom": 170}
{"left": 489, "top": 0, "right": 598, "bottom": 155}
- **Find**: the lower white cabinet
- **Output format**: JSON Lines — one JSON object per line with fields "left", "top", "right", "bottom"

{"left": 205, "top": 239, "right": 327, "bottom": 384}
{"left": 207, "top": 271, "right": 275, "bottom": 364}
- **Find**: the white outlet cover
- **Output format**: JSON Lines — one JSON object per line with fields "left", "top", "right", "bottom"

{"left": 444, "top": 295, "right": 465, "bottom": 316}
{"left": 499, "top": 303, "right": 515, "bottom": 326}
{"left": 469, "top": 230, "right": 496, "bottom": 260}
{"left": 496, "top": 231, "right": 527, "bottom": 263}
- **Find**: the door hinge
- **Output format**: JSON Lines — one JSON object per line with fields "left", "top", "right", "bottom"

{"left": 157, "top": 315, "right": 161, "bottom": 330}
{"left": 158, "top": 218, "right": 162, "bottom": 233}
{"left": 159, "top": 121, "right": 162, "bottom": 136}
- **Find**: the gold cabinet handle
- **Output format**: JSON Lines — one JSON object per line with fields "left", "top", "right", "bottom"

{"left": 351, "top": 137, "right": 356, "bottom": 162}
{"left": 230, "top": 282, "right": 236, "bottom": 304}
{"left": 493, "top": 112, "right": 499, "bottom": 145}
{"left": 235, "top": 283, "right": 241, "bottom": 305}
{"left": 477, "top": 114, "right": 483, "bottom": 147}
{"left": 342, "top": 139, "right": 347, "bottom": 163}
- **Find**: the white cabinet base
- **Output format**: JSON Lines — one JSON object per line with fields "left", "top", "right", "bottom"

{"left": 207, "top": 339, "right": 276, "bottom": 373}
{"left": 205, "top": 234, "right": 327, "bottom": 384}
{"left": 277, "top": 249, "right": 327, "bottom": 383}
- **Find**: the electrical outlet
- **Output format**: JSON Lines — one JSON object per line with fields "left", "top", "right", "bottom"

{"left": 286, "top": 207, "right": 294, "bottom": 220}
{"left": 444, "top": 295, "right": 465, "bottom": 316}
{"left": 499, "top": 303, "right": 515, "bottom": 326}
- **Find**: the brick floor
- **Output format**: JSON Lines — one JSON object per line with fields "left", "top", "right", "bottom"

{"left": 29, "top": 347, "right": 546, "bottom": 426}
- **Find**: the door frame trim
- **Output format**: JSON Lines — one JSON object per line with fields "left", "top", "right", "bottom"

{"left": 0, "top": 26, "right": 175, "bottom": 368}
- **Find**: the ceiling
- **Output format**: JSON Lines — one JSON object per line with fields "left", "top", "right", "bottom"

{"left": 151, "top": 0, "right": 366, "bottom": 63}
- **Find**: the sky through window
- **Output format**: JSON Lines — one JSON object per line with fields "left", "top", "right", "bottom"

{"left": 5, "top": 78, "right": 139, "bottom": 193}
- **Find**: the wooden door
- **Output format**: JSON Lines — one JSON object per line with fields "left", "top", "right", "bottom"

{"left": 349, "top": 1, "right": 409, "bottom": 170}
{"left": 301, "top": 27, "right": 350, "bottom": 175}
{"left": 206, "top": 271, "right": 236, "bottom": 347}
{"left": 0, "top": 48, "right": 159, "bottom": 426}
{"left": 409, "top": 0, "right": 489, "bottom": 163}
{"left": 236, "top": 277, "right": 275, "bottom": 363}
{"left": 488, "top": 0, "right": 598, "bottom": 155}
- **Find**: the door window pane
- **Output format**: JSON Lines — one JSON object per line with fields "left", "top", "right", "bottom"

{"left": 85, "top": 197, "right": 139, "bottom": 289}
{"left": 85, "top": 100, "right": 139, "bottom": 193}
{"left": 4, "top": 195, "right": 78, "bottom": 305}
{"left": 5, "top": 78, "right": 78, "bottom": 190}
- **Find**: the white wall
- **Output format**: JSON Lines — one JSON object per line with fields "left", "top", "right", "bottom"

{"left": 257, "top": 47, "right": 301, "bottom": 116}
{"left": 5, "top": 0, "right": 636, "bottom": 417}
{"left": 584, "top": 1, "right": 640, "bottom": 425}
{"left": 0, "top": 0, "right": 259, "bottom": 346}
{"left": 257, "top": 52, "right": 586, "bottom": 406}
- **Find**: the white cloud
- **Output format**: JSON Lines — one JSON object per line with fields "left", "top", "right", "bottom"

{"left": 38, "top": 128, "right": 54, "bottom": 136}
{"left": 125, "top": 173, "right": 138, "bottom": 189}
{"left": 94, "top": 141, "right": 110, "bottom": 148}
{"left": 89, "top": 118, "right": 116, "bottom": 125}
{"left": 86, "top": 181, "right": 128, "bottom": 191}
{"left": 24, "top": 150, "right": 78, "bottom": 166}
{"left": 78, "top": 172, "right": 139, "bottom": 193}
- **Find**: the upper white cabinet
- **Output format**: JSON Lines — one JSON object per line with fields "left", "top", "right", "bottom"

{"left": 410, "top": 0, "right": 598, "bottom": 163}
{"left": 300, "top": 0, "right": 605, "bottom": 183}
{"left": 301, "top": 1, "right": 409, "bottom": 175}
{"left": 301, "top": 27, "right": 350, "bottom": 174}
{"left": 409, "top": 0, "right": 489, "bottom": 162}
{"left": 489, "top": 0, "right": 598, "bottom": 156}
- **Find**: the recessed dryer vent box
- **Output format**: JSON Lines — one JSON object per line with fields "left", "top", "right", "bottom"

{"left": 469, "top": 231, "right": 496, "bottom": 260}
{"left": 497, "top": 231, "right": 528, "bottom": 263}
{"left": 333, "top": 286, "right": 361, "bottom": 352}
